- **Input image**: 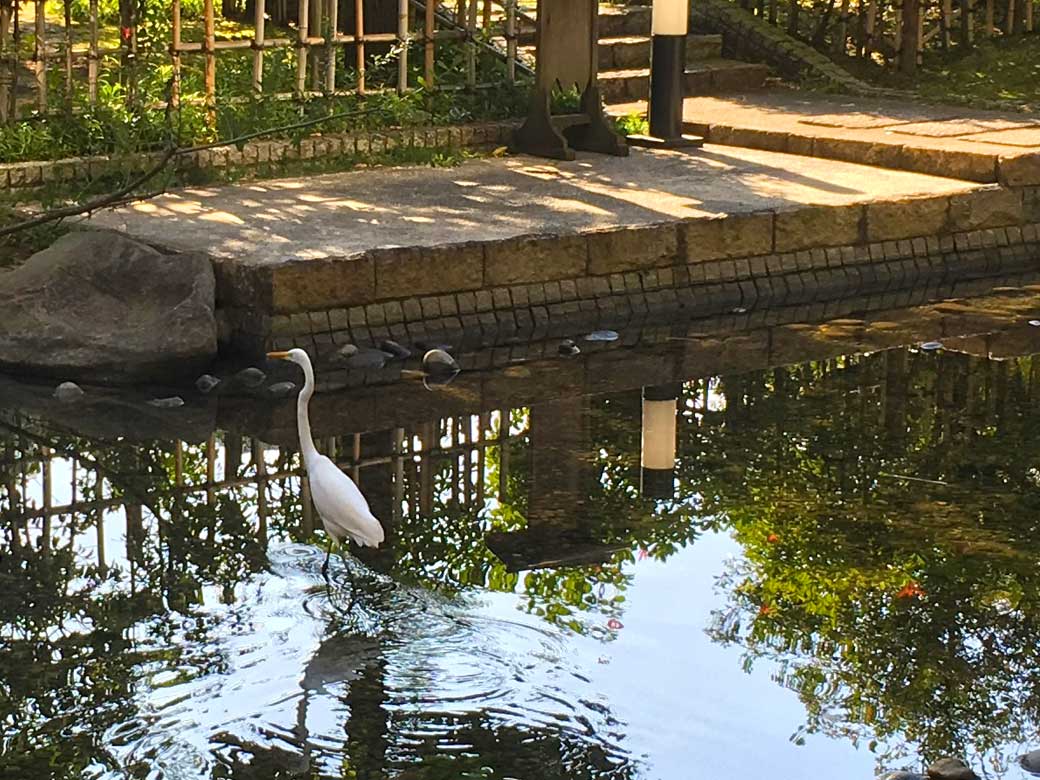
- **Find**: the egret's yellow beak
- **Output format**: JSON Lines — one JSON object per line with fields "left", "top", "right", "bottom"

{"left": 267, "top": 351, "right": 291, "bottom": 360}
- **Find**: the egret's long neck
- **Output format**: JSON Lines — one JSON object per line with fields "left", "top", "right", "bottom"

{"left": 296, "top": 358, "right": 319, "bottom": 467}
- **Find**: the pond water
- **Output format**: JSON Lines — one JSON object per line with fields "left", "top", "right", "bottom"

{"left": 4, "top": 288, "right": 1040, "bottom": 780}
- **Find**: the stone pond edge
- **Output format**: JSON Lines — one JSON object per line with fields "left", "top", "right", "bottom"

{"left": 209, "top": 186, "right": 1040, "bottom": 356}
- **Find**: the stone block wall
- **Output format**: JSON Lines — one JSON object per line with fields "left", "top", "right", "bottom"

{"left": 0, "top": 121, "right": 519, "bottom": 192}
{"left": 216, "top": 185, "right": 1040, "bottom": 362}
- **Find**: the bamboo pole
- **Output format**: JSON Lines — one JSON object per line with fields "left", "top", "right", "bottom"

{"left": 397, "top": 0, "right": 407, "bottom": 93}
{"left": 324, "top": 0, "right": 337, "bottom": 92}
{"left": 1026, "top": 0, "right": 1033, "bottom": 30}
{"left": 34, "top": 0, "right": 46, "bottom": 112}
{"left": 354, "top": 0, "right": 365, "bottom": 94}
{"left": 1004, "top": 0, "right": 1015, "bottom": 32}
{"left": 308, "top": 0, "right": 320, "bottom": 90}
{"left": 505, "top": 0, "right": 515, "bottom": 82}
{"left": 204, "top": 0, "right": 216, "bottom": 121}
{"left": 835, "top": 0, "right": 851, "bottom": 54}
{"left": 86, "top": 0, "right": 98, "bottom": 104}
{"left": 864, "top": 0, "right": 877, "bottom": 55}
{"left": 424, "top": 0, "right": 434, "bottom": 86}
{"left": 63, "top": 0, "right": 72, "bottom": 108}
{"left": 960, "top": 0, "right": 974, "bottom": 44}
{"left": 985, "top": 0, "right": 994, "bottom": 36}
{"left": 942, "top": 0, "right": 953, "bottom": 45}
{"left": 0, "top": 0, "right": 11, "bottom": 123}
{"left": 466, "top": 0, "right": 476, "bottom": 89}
{"left": 9, "top": 1, "right": 18, "bottom": 120}
{"left": 295, "top": 0, "right": 309, "bottom": 95}
{"left": 253, "top": 0, "right": 265, "bottom": 92}
{"left": 170, "top": 0, "right": 180, "bottom": 107}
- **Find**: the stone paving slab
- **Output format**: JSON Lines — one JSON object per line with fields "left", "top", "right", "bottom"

{"left": 609, "top": 90, "right": 1040, "bottom": 185}
{"left": 94, "top": 144, "right": 978, "bottom": 265}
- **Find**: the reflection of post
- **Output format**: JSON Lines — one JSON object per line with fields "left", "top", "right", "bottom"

{"left": 641, "top": 384, "right": 680, "bottom": 499}
{"left": 488, "top": 398, "right": 626, "bottom": 571}
{"left": 529, "top": 397, "right": 591, "bottom": 526}
{"left": 883, "top": 350, "right": 908, "bottom": 442}
{"left": 253, "top": 438, "right": 269, "bottom": 546}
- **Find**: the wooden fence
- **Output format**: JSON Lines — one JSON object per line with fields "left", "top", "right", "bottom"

{"left": 1, "top": 408, "right": 517, "bottom": 565}
{"left": 0, "top": 0, "right": 533, "bottom": 125}
{"left": 741, "top": 0, "right": 1035, "bottom": 70}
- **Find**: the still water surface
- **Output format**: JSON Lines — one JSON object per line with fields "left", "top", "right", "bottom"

{"left": 4, "top": 298, "right": 1040, "bottom": 779}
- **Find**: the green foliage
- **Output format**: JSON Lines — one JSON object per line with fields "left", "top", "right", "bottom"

{"left": 612, "top": 111, "right": 648, "bottom": 137}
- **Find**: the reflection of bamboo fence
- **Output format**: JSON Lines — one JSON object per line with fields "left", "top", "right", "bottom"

{"left": 2, "top": 409, "right": 516, "bottom": 568}
{"left": 0, "top": 0, "right": 527, "bottom": 124}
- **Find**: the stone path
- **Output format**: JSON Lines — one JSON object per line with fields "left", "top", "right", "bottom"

{"left": 94, "top": 144, "right": 977, "bottom": 265}
{"left": 608, "top": 90, "right": 1040, "bottom": 186}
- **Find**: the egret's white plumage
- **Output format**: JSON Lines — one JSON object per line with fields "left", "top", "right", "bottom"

{"left": 268, "top": 349, "right": 384, "bottom": 570}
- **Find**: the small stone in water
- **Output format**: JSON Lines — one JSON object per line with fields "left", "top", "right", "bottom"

{"left": 1029, "top": 320, "right": 1040, "bottom": 327}
{"left": 346, "top": 348, "right": 388, "bottom": 370}
{"left": 267, "top": 381, "right": 297, "bottom": 398}
{"left": 148, "top": 396, "right": 184, "bottom": 409}
{"left": 195, "top": 374, "right": 221, "bottom": 394}
{"left": 584, "top": 330, "right": 619, "bottom": 342}
{"left": 422, "top": 348, "right": 459, "bottom": 375}
{"left": 235, "top": 367, "right": 267, "bottom": 388}
{"left": 877, "top": 773, "right": 927, "bottom": 780}
{"left": 920, "top": 341, "right": 943, "bottom": 352}
{"left": 559, "top": 339, "right": 581, "bottom": 356}
{"left": 926, "top": 758, "right": 978, "bottom": 780}
{"left": 380, "top": 339, "right": 412, "bottom": 360}
{"left": 1020, "top": 750, "right": 1040, "bottom": 775}
{"left": 335, "top": 343, "right": 360, "bottom": 361}
{"left": 53, "top": 381, "right": 84, "bottom": 403}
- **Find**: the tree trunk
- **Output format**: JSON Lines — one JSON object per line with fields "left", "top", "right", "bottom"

{"left": 899, "top": 0, "right": 919, "bottom": 75}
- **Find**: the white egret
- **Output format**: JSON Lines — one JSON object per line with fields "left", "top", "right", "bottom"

{"left": 267, "top": 349, "right": 385, "bottom": 575}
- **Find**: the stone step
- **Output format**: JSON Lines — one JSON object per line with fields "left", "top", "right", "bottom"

{"left": 598, "top": 4, "right": 652, "bottom": 37}
{"left": 599, "top": 59, "right": 770, "bottom": 104}
{"left": 597, "top": 34, "right": 724, "bottom": 70}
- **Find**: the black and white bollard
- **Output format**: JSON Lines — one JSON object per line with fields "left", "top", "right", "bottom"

{"left": 640, "top": 383, "right": 681, "bottom": 499}
{"left": 628, "top": 0, "right": 703, "bottom": 149}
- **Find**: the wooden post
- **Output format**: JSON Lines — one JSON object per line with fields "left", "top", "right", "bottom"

{"left": 482, "top": 0, "right": 491, "bottom": 29}
{"left": 1026, "top": 0, "right": 1033, "bottom": 30}
{"left": 296, "top": 0, "right": 309, "bottom": 95}
{"left": 769, "top": 0, "right": 778, "bottom": 24}
{"left": 1004, "top": 0, "right": 1015, "bottom": 32}
{"left": 355, "top": 0, "right": 365, "bottom": 94}
{"left": 942, "top": 0, "right": 953, "bottom": 45}
{"left": 253, "top": 0, "right": 265, "bottom": 92}
{"left": 786, "top": 0, "right": 800, "bottom": 36}
{"left": 985, "top": 0, "right": 994, "bottom": 36}
{"left": 397, "top": 0, "right": 408, "bottom": 93}
{"left": 204, "top": 0, "right": 216, "bottom": 121}
{"left": 34, "top": 0, "right": 46, "bottom": 112}
{"left": 88, "top": 0, "right": 99, "bottom": 102}
{"left": 325, "top": 0, "right": 337, "bottom": 92}
{"left": 424, "top": 0, "right": 434, "bottom": 86}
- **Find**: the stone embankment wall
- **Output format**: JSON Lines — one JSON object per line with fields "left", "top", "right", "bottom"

{"left": 216, "top": 186, "right": 1040, "bottom": 357}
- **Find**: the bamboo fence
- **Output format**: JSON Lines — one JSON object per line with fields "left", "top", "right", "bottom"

{"left": 0, "top": 0, "right": 526, "bottom": 124}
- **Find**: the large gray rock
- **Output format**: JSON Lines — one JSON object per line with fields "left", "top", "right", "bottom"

{"left": 0, "top": 231, "right": 217, "bottom": 384}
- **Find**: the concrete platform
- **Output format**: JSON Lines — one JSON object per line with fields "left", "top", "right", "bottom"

{"left": 98, "top": 144, "right": 979, "bottom": 264}
{"left": 89, "top": 144, "right": 1040, "bottom": 354}
{"left": 609, "top": 90, "right": 1040, "bottom": 186}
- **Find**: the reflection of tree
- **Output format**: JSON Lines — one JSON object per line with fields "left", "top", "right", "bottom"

{"left": 698, "top": 350, "right": 1040, "bottom": 770}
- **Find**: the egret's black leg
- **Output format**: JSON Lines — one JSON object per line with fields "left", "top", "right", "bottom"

{"left": 321, "top": 535, "right": 334, "bottom": 580}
